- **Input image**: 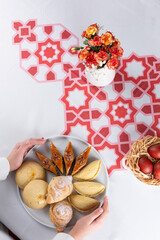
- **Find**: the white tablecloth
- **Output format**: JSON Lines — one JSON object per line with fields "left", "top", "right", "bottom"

{"left": 0, "top": 0, "right": 160, "bottom": 240}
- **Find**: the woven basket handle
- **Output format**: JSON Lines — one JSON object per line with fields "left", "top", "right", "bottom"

{"left": 122, "top": 158, "right": 130, "bottom": 170}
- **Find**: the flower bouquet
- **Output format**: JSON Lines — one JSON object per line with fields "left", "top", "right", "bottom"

{"left": 72, "top": 24, "right": 124, "bottom": 86}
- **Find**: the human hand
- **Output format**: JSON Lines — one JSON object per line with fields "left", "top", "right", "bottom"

{"left": 69, "top": 196, "right": 109, "bottom": 240}
{"left": 7, "top": 137, "right": 46, "bottom": 171}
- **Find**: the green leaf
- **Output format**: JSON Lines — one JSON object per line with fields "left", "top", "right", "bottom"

{"left": 83, "top": 39, "right": 88, "bottom": 45}
{"left": 74, "top": 47, "right": 84, "bottom": 50}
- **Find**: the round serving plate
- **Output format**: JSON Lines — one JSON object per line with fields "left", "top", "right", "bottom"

{"left": 17, "top": 135, "right": 109, "bottom": 229}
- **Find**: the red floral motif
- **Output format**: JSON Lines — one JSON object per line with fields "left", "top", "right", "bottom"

{"left": 106, "top": 97, "right": 136, "bottom": 128}
{"left": 35, "top": 38, "right": 65, "bottom": 67}
{"left": 13, "top": 20, "right": 36, "bottom": 43}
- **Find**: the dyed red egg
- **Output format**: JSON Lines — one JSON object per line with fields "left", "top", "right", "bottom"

{"left": 138, "top": 157, "right": 153, "bottom": 174}
{"left": 148, "top": 144, "right": 160, "bottom": 159}
{"left": 153, "top": 161, "right": 160, "bottom": 180}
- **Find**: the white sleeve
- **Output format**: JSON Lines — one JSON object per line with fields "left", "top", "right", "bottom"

{"left": 0, "top": 231, "right": 12, "bottom": 240}
{"left": 0, "top": 157, "right": 10, "bottom": 181}
{"left": 52, "top": 233, "right": 74, "bottom": 240}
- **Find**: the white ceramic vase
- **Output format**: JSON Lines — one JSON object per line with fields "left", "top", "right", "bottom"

{"left": 85, "top": 64, "right": 116, "bottom": 87}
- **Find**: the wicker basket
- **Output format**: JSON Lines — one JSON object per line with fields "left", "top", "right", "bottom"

{"left": 125, "top": 135, "right": 160, "bottom": 185}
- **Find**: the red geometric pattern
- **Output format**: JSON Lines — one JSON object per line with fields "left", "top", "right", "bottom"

{"left": 13, "top": 20, "right": 160, "bottom": 175}
{"left": 13, "top": 20, "right": 79, "bottom": 83}
{"left": 106, "top": 96, "right": 137, "bottom": 128}
{"left": 13, "top": 20, "right": 36, "bottom": 43}
{"left": 35, "top": 38, "right": 64, "bottom": 67}
{"left": 61, "top": 53, "right": 160, "bottom": 175}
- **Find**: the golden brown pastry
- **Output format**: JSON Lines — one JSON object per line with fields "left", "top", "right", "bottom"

{"left": 15, "top": 161, "right": 46, "bottom": 190}
{"left": 23, "top": 179, "right": 48, "bottom": 209}
{"left": 49, "top": 200, "right": 73, "bottom": 232}
{"left": 73, "top": 181, "right": 105, "bottom": 197}
{"left": 50, "top": 142, "right": 63, "bottom": 173}
{"left": 71, "top": 146, "right": 92, "bottom": 175}
{"left": 64, "top": 141, "right": 74, "bottom": 175}
{"left": 46, "top": 176, "right": 73, "bottom": 204}
{"left": 68, "top": 194, "right": 100, "bottom": 212}
{"left": 73, "top": 160, "right": 101, "bottom": 181}
{"left": 36, "top": 152, "right": 58, "bottom": 175}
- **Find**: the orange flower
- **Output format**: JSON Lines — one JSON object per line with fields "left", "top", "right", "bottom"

{"left": 107, "top": 58, "right": 119, "bottom": 69}
{"left": 86, "top": 24, "right": 98, "bottom": 38}
{"left": 110, "top": 46, "right": 124, "bottom": 58}
{"left": 89, "top": 35, "right": 101, "bottom": 46}
{"left": 78, "top": 47, "right": 90, "bottom": 60}
{"left": 94, "top": 50, "right": 109, "bottom": 63}
{"left": 101, "top": 31, "right": 114, "bottom": 46}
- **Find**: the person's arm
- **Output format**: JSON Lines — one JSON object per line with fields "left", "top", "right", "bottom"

{"left": 0, "top": 231, "right": 12, "bottom": 240}
{"left": 0, "top": 157, "right": 10, "bottom": 181}
{"left": 0, "top": 138, "right": 46, "bottom": 181}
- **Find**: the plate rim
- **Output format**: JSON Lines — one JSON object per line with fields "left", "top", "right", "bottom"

{"left": 17, "top": 134, "right": 109, "bottom": 229}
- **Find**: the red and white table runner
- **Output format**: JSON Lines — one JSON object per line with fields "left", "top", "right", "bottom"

{"left": 13, "top": 19, "right": 160, "bottom": 175}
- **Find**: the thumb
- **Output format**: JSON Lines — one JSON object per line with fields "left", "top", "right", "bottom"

{"left": 86, "top": 207, "right": 103, "bottom": 224}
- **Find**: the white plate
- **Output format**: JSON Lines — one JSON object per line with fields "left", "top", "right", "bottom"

{"left": 17, "top": 135, "right": 109, "bottom": 229}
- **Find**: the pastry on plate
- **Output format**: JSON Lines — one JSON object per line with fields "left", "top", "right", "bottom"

{"left": 46, "top": 176, "right": 73, "bottom": 204}
{"left": 71, "top": 146, "right": 92, "bottom": 175}
{"left": 73, "top": 181, "right": 105, "bottom": 197}
{"left": 15, "top": 161, "right": 46, "bottom": 190}
{"left": 36, "top": 152, "right": 58, "bottom": 175}
{"left": 73, "top": 160, "right": 101, "bottom": 181}
{"left": 64, "top": 141, "right": 74, "bottom": 175}
{"left": 49, "top": 200, "right": 73, "bottom": 232}
{"left": 68, "top": 194, "right": 100, "bottom": 212}
{"left": 23, "top": 179, "right": 48, "bottom": 209}
{"left": 50, "top": 142, "right": 63, "bottom": 174}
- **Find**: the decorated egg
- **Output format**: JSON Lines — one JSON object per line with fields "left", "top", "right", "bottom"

{"left": 138, "top": 157, "right": 153, "bottom": 174}
{"left": 153, "top": 161, "right": 160, "bottom": 180}
{"left": 148, "top": 144, "right": 160, "bottom": 159}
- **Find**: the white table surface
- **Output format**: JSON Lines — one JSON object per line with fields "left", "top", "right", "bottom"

{"left": 0, "top": 0, "right": 160, "bottom": 240}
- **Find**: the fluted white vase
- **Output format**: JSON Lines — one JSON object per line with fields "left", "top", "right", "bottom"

{"left": 85, "top": 64, "right": 115, "bottom": 87}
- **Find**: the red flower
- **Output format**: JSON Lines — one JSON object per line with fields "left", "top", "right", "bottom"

{"left": 112, "top": 38, "right": 120, "bottom": 47}
{"left": 86, "top": 51, "right": 99, "bottom": 68}
{"left": 82, "top": 31, "right": 87, "bottom": 38}
{"left": 89, "top": 35, "right": 101, "bottom": 46}
{"left": 94, "top": 50, "right": 109, "bottom": 63}
{"left": 110, "top": 46, "right": 124, "bottom": 59}
{"left": 107, "top": 58, "right": 119, "bottom": 69}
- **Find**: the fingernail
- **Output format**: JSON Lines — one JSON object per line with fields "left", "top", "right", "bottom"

{"left": 41, "top": 137, "right": 46, "bottom": 140}
{"left": 98, "top": 208, "right": 103, "bottom": 213}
